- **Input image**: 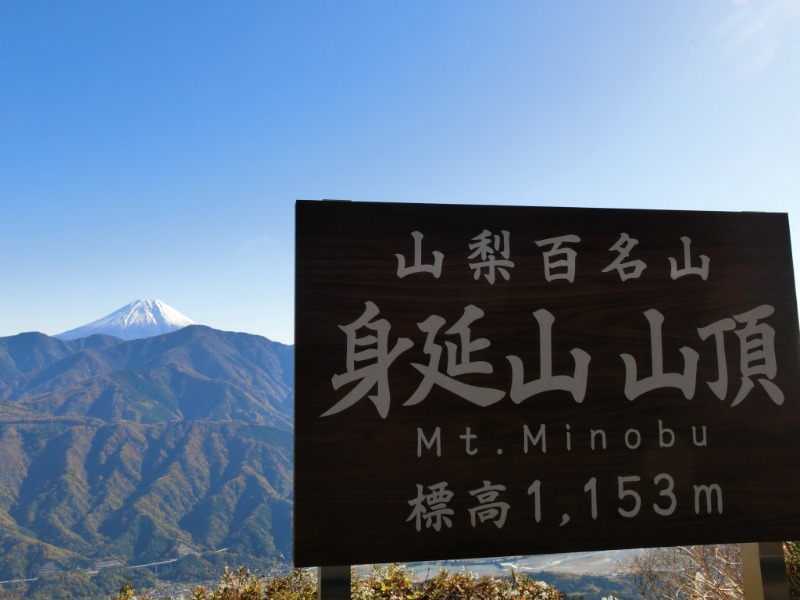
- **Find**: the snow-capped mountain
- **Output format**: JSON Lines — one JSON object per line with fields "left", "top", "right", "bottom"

{"left": 56, "top": 299, "right": 197, "bottom": 340}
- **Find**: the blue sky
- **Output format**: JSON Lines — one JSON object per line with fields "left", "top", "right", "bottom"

{"left": 1, "top": 1, "right": 799, "bottom": 345}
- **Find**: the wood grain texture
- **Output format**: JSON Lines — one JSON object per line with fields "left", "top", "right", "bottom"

{"left": 295, "top": 200, "right": 800, "bottom": 567}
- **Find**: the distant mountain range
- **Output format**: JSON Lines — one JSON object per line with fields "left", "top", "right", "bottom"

{"left": 0, "top": 301, "right": 294, "bottom": 582}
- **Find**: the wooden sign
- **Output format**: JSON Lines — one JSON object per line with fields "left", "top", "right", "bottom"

{"left": 294, "top": 200, "right": 800, "bottom": 568}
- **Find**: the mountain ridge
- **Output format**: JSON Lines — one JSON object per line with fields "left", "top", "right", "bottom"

{"left": 0, "top": 324, "right": 295, "bottom": 582}
{"left": 1, "top": 325, "right": 293, "bottom": 428}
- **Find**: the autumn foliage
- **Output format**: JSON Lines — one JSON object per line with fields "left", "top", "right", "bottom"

{"left": 116, "top": 563, "right": 562, "bottom": 600}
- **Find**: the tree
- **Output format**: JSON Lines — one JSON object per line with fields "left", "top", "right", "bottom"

{"left": 27, "top": 571, "right": 103, "bottom": 600}
{"left": 786, "top": 542, "right": 799, "bottom": 599}
{"left": 115, "top": 580, "right": 135, "bottom": 600}
{"left": 0, "top": 588, "right": 24, "bottom": 600}
{"left": 625, "top": 545, "right": 742, "bottom": 600}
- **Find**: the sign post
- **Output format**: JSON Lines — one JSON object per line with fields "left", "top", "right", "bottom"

{"left": 295, "top": 200, "right": 800, "bottom": 578}
{"left": 317, "top": 566, "right": 350, "bottom": 600}
{"left": 742, "top": 543, "right": 792, "bottom": 600}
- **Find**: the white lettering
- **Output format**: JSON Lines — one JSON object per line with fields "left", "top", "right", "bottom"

{"left": 417, "top": 427, "right": 442, "bottom": 457}
{"left": 694, "top": 484, "right": 724, "bottom": 514}
{"left": 659, "top": 420, "right": 675, "bottom": 448}
{"left": 625, "top": 428, "right": 642, "bottom": 450}
{"left": 692, "top": 425, "right": 708, "bottom": 447}
{"left": 523, "top": 424, "right": 547, "bottom": 454}
{"left": 460, "top": 427, "right": 478, "bottom": 456}
{"left": 590, "top": 429, "right": 607, "bottom": 450}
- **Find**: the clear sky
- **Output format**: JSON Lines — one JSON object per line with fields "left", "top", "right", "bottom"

{"left": 1, "top": 1, "right": 799, "bottom": 345}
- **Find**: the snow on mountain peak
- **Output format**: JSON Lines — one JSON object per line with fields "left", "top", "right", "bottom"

{"left": 56, "top": 299, "right": 197, "bottom": 341}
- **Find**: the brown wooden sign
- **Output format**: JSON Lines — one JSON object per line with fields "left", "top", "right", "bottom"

{"left": 294, "top": 200, "right": 800, "bottom": 568}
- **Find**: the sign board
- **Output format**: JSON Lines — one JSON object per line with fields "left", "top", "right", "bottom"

{"left": 294, "top": 200, "right": 800, "bottom": 568}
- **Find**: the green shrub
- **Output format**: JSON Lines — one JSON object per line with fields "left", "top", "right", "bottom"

{"left": 113, "top": 563, "right": 561, "bottom": 600}
{"left": 189, "top": 566, "right": 264, "bottom": 600}
{"left": 352, "top": 564, "right": 420, "bottom": 600}
{"left": 260, "top": 567, "right": 317, "bottom": 600}
{"left": 351, "top": 564, "right": 560, "bottom": 600}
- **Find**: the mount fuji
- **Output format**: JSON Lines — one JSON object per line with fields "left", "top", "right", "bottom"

{"left": 56, "top": 298, "right": 197, "bottom": 340}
